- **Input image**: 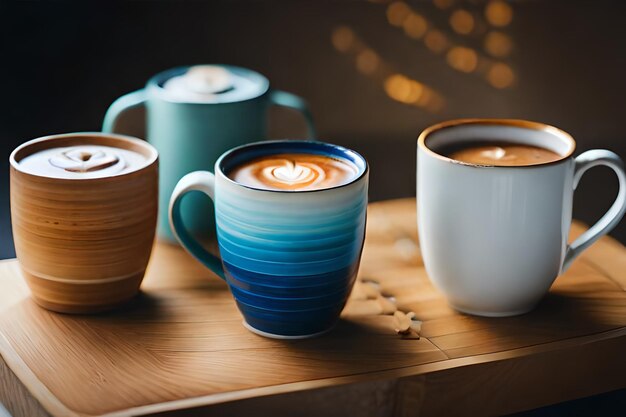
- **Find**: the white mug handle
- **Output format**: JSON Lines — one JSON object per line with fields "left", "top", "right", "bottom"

{"left": 562, "top": 150, "right": 626, "bottom": 271}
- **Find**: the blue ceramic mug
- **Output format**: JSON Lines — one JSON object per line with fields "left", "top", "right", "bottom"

{"left": 169, "top": 141, "right": 368, "bottom": 338}
{"left": 103, "top": 65, "right": 316, "bottom": 242}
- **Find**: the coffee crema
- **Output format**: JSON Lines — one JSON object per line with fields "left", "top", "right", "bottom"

{"left": 441, "top": 142, "right": 562, "bottom": 166}
{"left": 18, "top": 145, "right": 147, "bottom": 179}
{"left": 228, "top": 153, "right": 359, "bottom": 191}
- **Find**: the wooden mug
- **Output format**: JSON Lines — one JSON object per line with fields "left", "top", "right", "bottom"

{"left": 9, "top": 133, "right": 158, "bottom": 313}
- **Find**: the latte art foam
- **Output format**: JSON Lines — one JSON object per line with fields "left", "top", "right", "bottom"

{"left": 18, "top": 145, "right": 147, "bottom": 179}
{"left": 163, "top": 65, "right": 234, "bottom": 101}
{"left": 49, "top": 148, "right": 122, "bottom": 173}
{"left": 442, "top": 142, "right": 562, "bottom": 166}
{"left": 229, "top": 153, "right": 359, "bottom": 191}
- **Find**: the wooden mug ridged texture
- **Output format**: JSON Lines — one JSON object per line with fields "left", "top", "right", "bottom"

{"left": 10, "top": 134, "right": 158, "bottom": 313}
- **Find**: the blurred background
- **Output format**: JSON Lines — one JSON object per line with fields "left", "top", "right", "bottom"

{"left": 0, "top": 1, "right": 625, "bottom": 415}
{"left": 2, "top": 0, "right": 626, "bottom": 258}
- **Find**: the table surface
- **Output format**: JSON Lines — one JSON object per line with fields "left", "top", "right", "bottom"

{"left": 0, "top": 198, "right": 625, "bottom": 417}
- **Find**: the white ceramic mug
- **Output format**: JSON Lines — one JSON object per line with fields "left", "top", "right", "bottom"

{"left": 417, "top": 119, "right": 626, "bottom": 316}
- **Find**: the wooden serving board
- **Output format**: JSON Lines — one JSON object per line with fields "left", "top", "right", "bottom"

{"left": 1, "top": 199, "right": 625, "bottom": 417}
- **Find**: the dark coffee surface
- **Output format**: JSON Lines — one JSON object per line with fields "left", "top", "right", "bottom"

{"left": 440, "top": 142, "right": 562, "bottom": 166}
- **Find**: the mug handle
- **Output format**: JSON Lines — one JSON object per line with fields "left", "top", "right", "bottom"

{"left": 168, "top": 171, "right": 226, "bottom": 280}
{"left": 562, "top": 150, "right": 626, "bottom": 271}
{"left": 268, "top": 90, "right": 317, "bottom": 139}
{"left": 102, "top": 89, "right": 147, "bottom": 133}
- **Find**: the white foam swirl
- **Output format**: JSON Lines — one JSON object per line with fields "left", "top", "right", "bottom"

{"left": 18, "top": 145, "right": 148, "bottom": 179}
{"left": 230, "top": 154, "right": 359, "bottom": 191}
{"left": 162, "top": 65, "right": 234, "bottom": 102}
{"left": 479, "top": 146, "right": 517, "bottom": 162}
{"left": 263, "top": 161, "right": 326, "bottom": 187}
{"left": 49, "top": 146, "right": 126, "bottom": 175}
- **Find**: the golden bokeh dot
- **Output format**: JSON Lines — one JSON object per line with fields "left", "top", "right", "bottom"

{"left": 356, "top": 49, "right": 380, "bottom": 75}
{"left": 385, "top": 75, "right": 425, "bottom": 105}
{"left": 423, "top": 91, "right": 446, "bottom": 113}
{"left": 424, "top": 30, "right": 448, "bottom": 54}
{"left": 406, "top": 80, "right": 424, "bottom": 103}
{"left": 434, "top": 0, "right": 454, "bottom": 10}
{"left": 387, "top": 1, "right": 411, "bottom": 27}
{"left": 484, "top": 31, "right": 513, "bottom": 57}
{"left": 384, "top": 74, "right": 412, "bottom": 103}
{"left": 416, "top": 87, "right": 432, "bottom": 106}
{"left": 449, "top": 9, "right": 475, "bottom": 35}
{"left": 403, "top": 13, "right": 428, "bottom": 39}
{"left": 487, "top": 63, "right": 515, "bottom": 88}
{"left": 446, "top": 47, "right": 478, "bottom": 73}
{"left": 331, "top": 26, "right": 354, "bottom": 52}
{"left": 385, "top": 75, "right": 444, "bottom": 111}
{"left": 485, "top": 0, "right": 513, "bottom": 27}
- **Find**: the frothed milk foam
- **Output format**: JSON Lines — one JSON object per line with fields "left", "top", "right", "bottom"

{"left": 228, "top": 153, "right": 359, "bottom": 191}
{"left": 18, "top": 145, "right": 147, "bottom": 179}
{"left": 442, "top": 142, "right": 561, "bottom": 166}
{"left": 162, "top": 66, "right": 234, "bottom": 102}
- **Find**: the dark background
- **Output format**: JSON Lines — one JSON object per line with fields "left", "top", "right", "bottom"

{"left": 0, "top": 1, "right": 625, "bottom": 415}
{"left": 2, "top": 0, "right": 626, "bottom": 259}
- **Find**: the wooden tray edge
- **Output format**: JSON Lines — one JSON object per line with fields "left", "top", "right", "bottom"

{"left": 3, "top": 325, "right": 625, "bottom": 417}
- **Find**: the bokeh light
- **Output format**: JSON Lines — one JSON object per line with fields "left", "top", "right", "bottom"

{"left": 446, "top": 47, "right": 478, "bottom": 73}
{"left": 424, "top": 29, "right": 448, "bottom": 54}
{"left": 384, "top": 74, "right": 424, "bottom": 104}
{"left": 331, "top": 25, "right": 446, "bottom": 112}
{"left": 331, "top": 26, "right": 354, "bottom": 52}
{"left": 406, "top": 81, "right": 424, "bottom": 104}
{"left": 487, "top": 62, "right": 515, "bottom": 88}
{"left": 484, "top": 31, "right": 513, "bottom": 57}
{"left": 356, "top": 49, "right": 380, "bottom": 75}
{"left": 485, "top": 1, "right": 513, "bottom": 27}
{"left": 403, "top": 13, "right": 428, "bottom": 39}
{"left": 449, "top": 9, "right": 475, "bottom": 35}
{"left": 387, "top": 1, "right": 411, "bottom": 27}
{"left": 419, "top": 88, "right": 446, "bottom": 113}
{"left": 377, "top": 1, "right": 516, "bottom": 90}
{"left": 385, "top": 74, "right": 412, "bottom": 103}
{"left": 434, "top": 0, "right": 455, "bottom": 10}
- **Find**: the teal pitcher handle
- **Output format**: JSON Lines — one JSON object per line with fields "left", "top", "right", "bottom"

{"left": 102, "top": 89, "right": 147, "bottom": 133}
{"left": 169, "top": 171, "right": 226, "bottom": 280}
{"left": 268, "top": 90, "right": 316, "bottom": 139}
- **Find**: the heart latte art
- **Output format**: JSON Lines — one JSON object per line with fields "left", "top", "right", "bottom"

{"left": 228, "top": 153, "right": 360, "bottom": 191}
{"left": 49, "top": 148, "right": 122, "bottom": 173}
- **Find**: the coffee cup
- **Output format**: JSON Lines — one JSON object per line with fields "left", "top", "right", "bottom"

{"left": 103, "top": 65, "right": 316, "bottom": 242}
{"left": 169, "top": 140, "right": 368, "bottom": 338}
{"left": 10, "top": 133, "right": 158, "bottom": 313}
{"left": 417, "top": 119, "right": 626, "bottom": 316}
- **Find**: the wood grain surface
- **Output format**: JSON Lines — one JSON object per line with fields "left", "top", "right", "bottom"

{"left": 9, "top": 133, "right": 158, "bottom": 314}
{"left": 0, "top": 198, "right": 625, "bottom": 417}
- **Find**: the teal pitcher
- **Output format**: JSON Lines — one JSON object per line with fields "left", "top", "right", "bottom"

{"left": 102, "top": 65, "right": 315, "bottom": 242}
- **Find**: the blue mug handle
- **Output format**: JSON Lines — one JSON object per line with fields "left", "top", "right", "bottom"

{"left": 168, "top": 171, "right": 226, "bottom": 280}
{"left": 268, "top": 90, "right": 317, "bottom": 139}
{"left": 102, "top": 89, "right": 147, "bottom": 133}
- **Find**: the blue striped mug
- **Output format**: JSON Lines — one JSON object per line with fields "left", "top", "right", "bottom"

{"left": 169, "top": 140, "right": 369, "bottom": 338}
